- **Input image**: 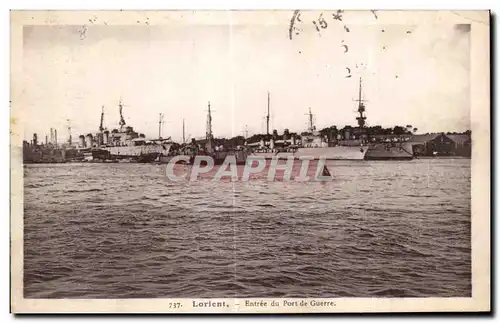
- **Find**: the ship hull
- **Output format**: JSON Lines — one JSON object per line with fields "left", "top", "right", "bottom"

{"left": 93, "top": 145, "right": 172, "bottom": 163}
{"left": 251, "top": 146, "right": 368, "bottom": 160}
{"left": 104, "top": 144, "right": 171, "bottom": 157}
{"left": 187, "top": 151, "right": 248, "bottom": 165}
{"left": 158, "top": 155, "right": 190, "bottom": 164}
{"left": 364, "top": 143, "right": 414, "bottom": 160}
{"left": 293, "top": 146, "right": 367, "bottom": 160}
{"left": 250, "top": 144, "right": 415, "bottom": 161}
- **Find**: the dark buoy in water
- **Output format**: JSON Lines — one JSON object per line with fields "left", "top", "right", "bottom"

{"left": 322, "top": 164, "right": 331, "bottom": 177}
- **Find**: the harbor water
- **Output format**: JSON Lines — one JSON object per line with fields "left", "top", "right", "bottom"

{"left": 23, "top": 158, "right": 471, "bottom": 298}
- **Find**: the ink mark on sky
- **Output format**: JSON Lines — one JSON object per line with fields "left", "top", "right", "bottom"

{"left": 312, "top": 13, "right": 328, "bottom": 36}
{"left": 289, "top": 10, "right": 351, "bottom": 40}
{"left": 77, "top": 25, "right": 88, "bottom": 40}
{"left": 288, "top": 10, "right": 302, "bottom": 40}
{"left": 332, "top": 10, "right": 343, "bottom": 22}
{"left": 345, "top": 67, "right": 351, "bottom": 78}
{"left": 286, "top": 10, "right": 418, "bottom": 85}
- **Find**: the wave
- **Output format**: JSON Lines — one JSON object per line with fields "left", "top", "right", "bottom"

{"left": 66, "top": 188, "right": 103, "bottom": 193}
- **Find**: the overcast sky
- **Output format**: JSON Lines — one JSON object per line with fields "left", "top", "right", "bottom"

{"left": 21, "top": 11, "right": 470, "bottom": 142}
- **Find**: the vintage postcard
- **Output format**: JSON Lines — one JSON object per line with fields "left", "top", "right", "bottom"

{"left": 10, "top": 10, "right": 490, "bottom": 313}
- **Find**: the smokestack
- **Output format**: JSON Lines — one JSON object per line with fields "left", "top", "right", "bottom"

{"left": 79, "top": 135, "right": 86, "bottom": 148}
{"left": 85, "top": 134, "right": 93, "bottom": 148}
{"left": 283, "top": 129, "right": 289, "bottom": 142}
{"left": 67, "top": 119, "right": 72, "bottom": 145}
{"left": 32, "top": 133, "right": 38, "bottom": 146}
{"left": 50, "top": 128, "right": 53, "bottom": 144}
{"left": 103, "top": 130, "right": 109, "bottom": 145}
{"left": 54, "top": 129, "right": 58, "bottom": 148}
{"left": 95, "top": 133, "right": 102, "bottom": 146}
{"left": 345, "top": 129, "right": 351, "bottom": 141}
{"left": 45, "top": 135, "right": 48, "bottom": 145}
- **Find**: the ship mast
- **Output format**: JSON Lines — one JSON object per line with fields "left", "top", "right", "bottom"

{"left": 307, "top": 107, "right": 315, "bottom": 133}
{"left": 182, "top": 118, "right": 185, "bottom": 144}
{"left": 118, "top": 99, "right": 126, "bottom": 128}
{"left": 67, "top": 119, "right": 72, "bottom": 145}
{"left": 99, "top": 106, "right": 105, "bottom": 132}
{"left": 206, "top": 102, "right": 213, "bottom": 140}
{"left": 158, "top": 113, "right": 164, "bottom": 139}
{"left": 355, "top": 77, "right": 367, "bottom": 129}
{"left": 266, "top": 92, "right": 270, "bottom": 137}
{"left": 206, "top": 101, "right": 214, "bottom": 152}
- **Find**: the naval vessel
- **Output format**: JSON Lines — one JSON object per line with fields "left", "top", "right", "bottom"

{"left": 248, "top": 79, "right": 413, "bottom": 161}
{"left": 77, "top": 101, "right": 172, "bottom": 162}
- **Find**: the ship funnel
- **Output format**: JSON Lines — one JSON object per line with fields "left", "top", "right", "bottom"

{"left": 85, "top": 133, "right": 93, "bottom": 148}
{"left": 103, "top": 130, "right": 109, "bottom": 145}
{"left": 79, "top": 135, "right": 86, "bottom": 148}
{"left": 96, "top": 133, "right": 104, "bottom": 146}
{"left": 283, "top": 129, "right": 289, "bottom": 142}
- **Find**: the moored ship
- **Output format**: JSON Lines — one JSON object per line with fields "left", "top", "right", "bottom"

{"left": 248, "top": 79, "right": 413, "bottom": 161}
{"left": 76, "top": 101, "right": 172, "bottom": 162}
{"left": 365, "top": 143, "right": 413, "bottom": 160}
{"left": 188, "top": 102, "right": 249, "bottom": 165}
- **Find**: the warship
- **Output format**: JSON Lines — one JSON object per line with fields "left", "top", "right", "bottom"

{"left": 76, "top": 100, "right": 172, "bottom": 162}
{"left": 248, "top": 79, "right": 413, "bottom": 161}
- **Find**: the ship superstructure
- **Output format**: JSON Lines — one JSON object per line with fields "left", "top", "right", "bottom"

{"left": 284, "top": 105, "right": 368, "bottom": 160}
{"left": 76, "top": 100, "right": 172, "bottom": 162}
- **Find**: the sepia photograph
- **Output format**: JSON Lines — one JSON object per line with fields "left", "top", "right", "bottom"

{"left": 10, "top": 9, "right": 490, "bottom": 313}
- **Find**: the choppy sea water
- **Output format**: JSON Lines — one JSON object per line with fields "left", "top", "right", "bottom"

{"left": 23, "top": 159, "right": 471, "bottom": 298}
